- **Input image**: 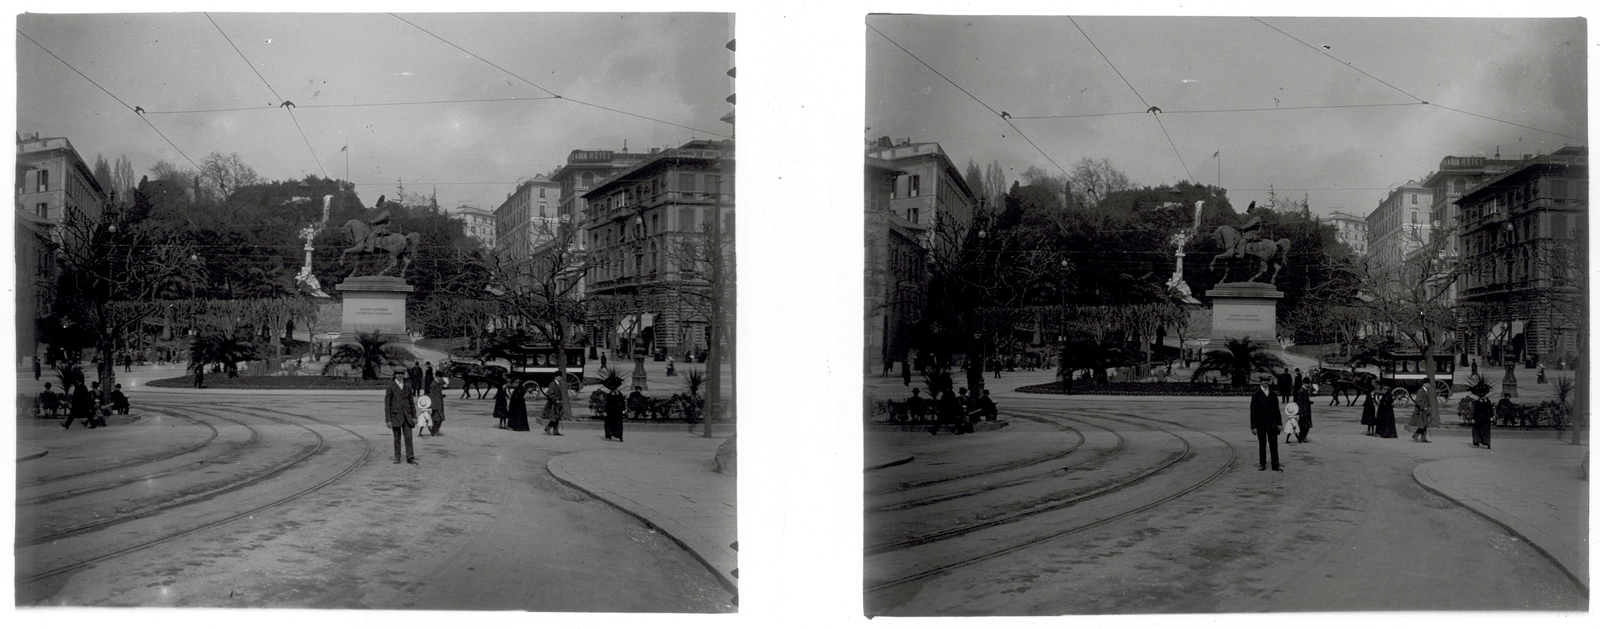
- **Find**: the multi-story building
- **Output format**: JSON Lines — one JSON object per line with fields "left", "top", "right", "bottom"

{"left": 1364, "top": 180, "right": 1433, "bottom": 272}
{"left": 17, "top": 133, "right": 107, "bottom": 224}
{"left": 550, "top": 148, "right": 652, "bottom": 245}
{"left": 1455, "top": 146, "right": 1587, "bottom": 365}
{"left": 492, "top": 176, "right": 561, "bottom": 261}
{"left": 16, "top": 132, "right": 106, "bottom": 365}
{"left": 865, "top": 156, "right": 926, "bottom": 374}
{"left": 864, "top": 137, "right": 978, "bottom": 256}
{"left": 451, "top": 204, "right": 497, "bottom": 249}
{"left": 582, "top": 139, "right": 734, "bottom": 357}
{"left": 1324, "top": 210, "right": 1369, "bottom": 256}
{"left": 1418, "top": 153, "right": 1521, "bottom": 305}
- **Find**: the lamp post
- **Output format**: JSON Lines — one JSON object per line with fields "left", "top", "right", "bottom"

{"left": 1501, "top": 220, "right": 1518, "bottom": 397}
{"left": 629, "top": 210, "right": 648, "bottom": 391}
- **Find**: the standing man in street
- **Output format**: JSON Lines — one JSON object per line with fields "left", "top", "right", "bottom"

{"left": 1292, "top": 368, "right": 1303, "bottom": 396}
{"left": 425, "top": 376, "right": 448, "bottom": 437}
{"left": 423, "top": 361, "right": 435, "bottom": 392}
{"left": 408, "top": 361, "right": 424, "bottom": 392}
{"left": 1251, "top": 374, "right": 1283, "bottom": 471}
{"left": 1275, "top": 369, "right": 1293, "bottom": 404}
{"left": 386, "top": 371, "right": 418, "bottom": 464}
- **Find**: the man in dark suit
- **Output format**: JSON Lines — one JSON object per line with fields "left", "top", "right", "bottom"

{"left": 386, "top": 371, "right": 418, "bottom": 464}
{"left": 1275, "top": 370, "right": 1293, "bottom": 403}
{"left": 1292, "top": 368, "right": 1304, "bottom": 396}
{"left": 408, "top": 361, "right": 424, "bottom": 392}
{"left": 1251, "top": 374, "right": 1284, "bottom": 471}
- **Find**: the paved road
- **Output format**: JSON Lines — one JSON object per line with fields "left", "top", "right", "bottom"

{"left": 16, "top": 380, "right": 733, "bottom": 612}
{"left": 865, "top": 368, "right": 1587, "bottom": 615}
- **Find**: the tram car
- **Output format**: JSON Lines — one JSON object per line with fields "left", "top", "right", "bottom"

{"left": 504, "top": 345, "right": 587, "bottom": 392}
{"left": 1378, "top": 350, "right": 1454, "bottom": 400}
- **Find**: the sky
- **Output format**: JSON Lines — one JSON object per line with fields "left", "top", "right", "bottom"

{"left": 16, "top": 12, "right": 735, "bottom": 213}
{"left": 866, "top": 15, "right": 1587, "bottom": 218}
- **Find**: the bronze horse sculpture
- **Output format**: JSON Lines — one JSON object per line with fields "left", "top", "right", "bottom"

{"left": 1210, "top": 225, "right": 1291, "bottom": 284}
{"left": 338, "top": 219, "right": 420, "bottom": 278}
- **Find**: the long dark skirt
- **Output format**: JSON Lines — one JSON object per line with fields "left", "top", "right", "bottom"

{"left": 1472, "top": 418, "right": 1492, "bottom": 447}
{"left": 507, "top": 397, "right": 530, "bottom": 431}
{"left": 1376, "top": 403, "right": 1398, "bottom": 438}
{"left": 604, "top": 413, "right": 624, "bottom": 440}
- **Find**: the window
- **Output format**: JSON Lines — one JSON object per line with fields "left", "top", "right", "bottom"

{"left": 1410, "top": 193, "right": 1417, "bottom": 204}
{"left": 539, "top": 187, "right": 546, "bottom": 198}
{"left": 908, "top": 207, "right": 920, "bottom": 224}
{"left": 908, "top": 175, "right": 921, "bottom": 197}
{"left": 680, "top": 207, "right": 696, "bottom": 231}
{"left": 1410, "top": 210, "right": 1417, "bottom": 224}
{"left": 1552, "top": 179, "right": 1568, "bottom": 200}
{"left": 680, "top": 242, "right": 695, "bottom": 272}
{"left": 680, "top": 173, "right": 696, "bottom": 193}
{"left": 581, "top": 172, "right": 594, "bottom": 187}
{"left": 37, "top": 170, "right": 49, "bottom": 193}
{"left": 538, "top": 203, "right": 546, "bottom": 217}
{"left": 35, "top": 202, "right": 47, "bottom": 217}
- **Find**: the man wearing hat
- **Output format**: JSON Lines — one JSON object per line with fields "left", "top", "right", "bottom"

{"left": 1250, "top": 373, "right": 1284, "bottom": 471}
{"left": 1469, "top": 381, "right": 1495, "bottom": 448}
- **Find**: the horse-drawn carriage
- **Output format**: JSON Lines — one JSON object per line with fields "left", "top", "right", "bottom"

{"left": 504, "top": 345, "right": 586, "bottom": 392}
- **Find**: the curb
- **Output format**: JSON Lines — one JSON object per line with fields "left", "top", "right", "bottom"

{"left": 865, "top": 454, "right": 915, "bottom": 472}
{"left": 18, "top": 449, "right": 48, "bottom": 462}
{"left": 1412, "top": 461, "right": 1589, "bottom": 597}
{"left": 545, "top": 455, "right": 738, "bottom": 598}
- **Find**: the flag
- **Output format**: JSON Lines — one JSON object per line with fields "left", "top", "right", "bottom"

{"left": 341, "top": 145, "right": 347, "bottom": 153}
{"left": 1212, "top": 150, "right": 1219, "bottom": 158}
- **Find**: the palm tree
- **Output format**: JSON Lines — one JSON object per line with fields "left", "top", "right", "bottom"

{"left": 322, "top": 330, "right": 414, "bottom": 380}
{"left": 1190, "top": 337, "right": 1286, "bottom": 386}
{"left": 189, "top": 334, "right": 262, "bottom": 378}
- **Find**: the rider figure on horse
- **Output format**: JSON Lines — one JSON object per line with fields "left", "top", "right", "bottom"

{"left": 359, "top": 195, "right": 394, "bottom": 254}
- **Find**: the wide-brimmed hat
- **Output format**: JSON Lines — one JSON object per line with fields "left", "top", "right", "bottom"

{"left": 1468, "top": 381, "right": 1492, "bottom": 397}
{"left": 1253, "top": 373, "right": 1274, "bottom": 384}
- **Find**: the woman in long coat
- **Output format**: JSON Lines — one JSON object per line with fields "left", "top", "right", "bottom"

{"left": 1470, "top": 383, "right": 1495, "bottom": 448}
{"left": 1293, "top": 385, "right": 1313, "bottom": 442}
{"left": 1360, "top": 390, "right": 1378, "bottom": 436}
{"left": 541, "top": 382, "right": 565, "bottom": 436}
{"left": 1375, "top": 388, "right": 1399, "bottom": 438}
{"left": 1407, "top": 388, "right": 1436, "bottom": 442}
{"left": 507, "top": 383, "right": 530, "bottom": 431}
{"left": 425, "top": 377, "right": 447, "bottom": 436}
{"left": 493, "top": 383, "right": 509, "bottom": 429}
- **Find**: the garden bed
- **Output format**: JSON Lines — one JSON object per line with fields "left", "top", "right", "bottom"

{"left": 145, "top": 375, "right": 390, "bottom": 390}
{"left": 1016, "top": 381, "right": 1257, "bottom": 396}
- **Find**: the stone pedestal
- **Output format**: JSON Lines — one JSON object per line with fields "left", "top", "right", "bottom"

{"left": 335, "top": 276, "right": 414, "bottom": 348}
{"left": 1204, "top": 282, "right": 1283, "bottom": 352}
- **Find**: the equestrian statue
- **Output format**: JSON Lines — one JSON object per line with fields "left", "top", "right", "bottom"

{"left": 1209, "top": 201, "right": 1291, "bottom": 285}
{"left": 338, "top": 195, "right": 421, "bottom": 278}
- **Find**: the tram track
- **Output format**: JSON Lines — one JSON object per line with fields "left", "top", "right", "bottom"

{"left": 17, "top": 403, "right": 263, "bottom": 507}
{"left": 16, "top": 401, "right": 374, "bottom": 586}
{"left": 19, "top": 410, "right": 223, "bottom": 487}
{"left": 868, "top": 415, "right": 1084, "bottom": 497}
{"left": 864, "top": 408, "right": 1237, "bottom": 601}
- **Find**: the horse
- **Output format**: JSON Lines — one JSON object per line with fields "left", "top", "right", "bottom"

{"left": 443, "top": 361, "right": 508, "bottom": 399}
{"left": 1210, "top": 225, "right": 1292, "bottom": 284}
{"left": 338, "top": 219, "right": 421, "bottom": 278}
{"left": 1308, "top": 367, "right": 1376, "bottom": 406}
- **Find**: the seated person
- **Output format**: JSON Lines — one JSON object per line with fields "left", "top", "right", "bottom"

{"left": 108, "top": 383, "right": 131, "bottom": 414}
{"left": 36, "top": 383, "right": 60, "bottom": 417}
{"left": 627, "top": 386, "right": 650, "bottom": 419}
{"left": 906, "top": 388, "right": 930, "bottom": 421}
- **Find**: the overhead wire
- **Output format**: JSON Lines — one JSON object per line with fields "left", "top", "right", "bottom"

{"left": 1252, "top": 17, "right": 1584, "bottom": 143}
{"left": 205, "top": 13, "right": 328, "bottom": 179}
{"left": 392, "top": 13, "right": 730, "bottom": 139}
{"left": 17, "top": 29, "right": 203, "bottom": 172}
{"left": 1067, "top": 16, "right": 1194, "bottom": 184}
{"left": 142, "top": 96, "right": 564, "bottom": 115}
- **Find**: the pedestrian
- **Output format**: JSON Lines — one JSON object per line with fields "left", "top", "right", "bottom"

{"left": 423, "top": 361, "right": 435, "bottom": 392}
{"left": 193, "top": 363, "right": 205, "bottom": 389}
{"left": 1470, "top": 359, "right": 1479, "bottom": 376}
{"left": 1250, "top": 374, "right": 1283, "bottom": 471}
{"left": 542, "top": 381, "right": 566, "bottom": 436}
{"left": 1408, "top": 389, "right": 1436, "bottom": 443}
{"left": 493, "top": 383, "right": 509, "bottom": 429}
{"left": 955, "top": 387, "right": 975, "bottom": 434}
{"left": 882, "top": 358, "right": 892, "bottom": 378}
{"left": 600, "top": 352, "right": 607, "bottom": 370}
{"left": 603, "top": 381, "right": 627, "bottom": 442}
{"left": 408, "top": 361, "right": 424, "bottom": 392}
{"left": 1375, "top": 388, "right": 1399, "bottom": 438}
{"left": 1469, "top": 382, "right": 1494, "bottom": 448}
{"left": 1292, "top": 368, "right": 1303, "bottom": 395}
{"left": 33, "top": 355, "right": 41, "bottom": 380}
{"left": 385, "top": 371, "right": 418, "bottom": 464}
{"left": 993, "top": 361, "right": 1002, "bottom": 380}
{"left": 929, "top": 387, "right": 964, "bottom": 436}
{"left": 1537, "top": 366, "right": 1547, "bottom": 384}
{"left": 1293, "top": 384, "right": 1313, "bottom": 443}
{"left": 667, "top": 355, "right": 677, "bottom": 377}
{"left": 507, "top": 382, "right": 530, "bottom": 431}
{"left": 425, "top": 376, "right": 447, "bottom": 436}
{"left": 1360, "top": 390, "right": 1378, "bottom": 436}
{"left": 1276, "top": 370, "right": 1293, "bottom": 404}
{"left": 628, "top": 386, "right": 649, "bottom": 420}
{"left": 66, "top": 383, "right": 93, "bottom": 430}
{"left": 906, "top": 388, "right": 930, "bottom": 422}
{"left": 124, "top": 354, "right": 132, "bottom": 373}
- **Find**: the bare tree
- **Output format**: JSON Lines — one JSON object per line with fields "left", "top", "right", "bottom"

{"left": 113, "top": 155, "right": 137, "bottom": 200}
{"left": 1066, "top": 157, "right": 1132, "bottom": 208}
{"left": 198, "top": 152, "right": 261, "bottom": 201}
{"left": 664, "top": 204, "right": 735, "bottom": 438}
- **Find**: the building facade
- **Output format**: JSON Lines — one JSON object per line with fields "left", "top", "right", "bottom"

{"left": 1455, "top": 146, "right": 1587, "bottom": 365}
{"left": 16, "top": 133, "right": 106, "bottom": 365}
{"left": 451, "top": 204, "right": 497, "bottom": 249}
{"left": 1364, "top": 180, "right": 1433, "bottom": 272}
{"left": 864, "top": 138, "right": 978, "bottom": 257}
{"left": 1418, "top": 153, "right": 1521, "bottom": 305}
{"left": 550, "top": 148, "right": 652, "bottom": 245}
{"left": 492, "top": 176, "right": 561, "bottom": 261}
{"left": 582, "top": 140, "right": 734, "bottom": 358}
{"left": 864, "top": 156, "right": 927, "bottom": 373}
{"left": 1324, "top": 210, "right": 1369, "bottom": 256}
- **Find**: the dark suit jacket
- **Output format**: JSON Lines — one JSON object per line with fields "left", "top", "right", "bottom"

{"left": 1250, "top": 389, "right": 1282, "bottom": 434}
{"left": 386, "top": 380, "right": 416, "bottom": 428}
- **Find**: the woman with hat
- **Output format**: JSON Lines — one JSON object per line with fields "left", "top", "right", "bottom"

{"left": 1293, "top": 384, "right": 1313, "bottom": 443}
{"left": 1375, "top": 387, "right": 1399, "bottom": 438}
{"left": 1359, "top": 389, "right": 1378, "bottom": 436}
{"left": 1469, "top": 381, "right": 1495, "bottom": 448}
